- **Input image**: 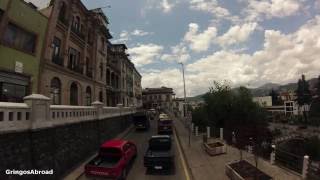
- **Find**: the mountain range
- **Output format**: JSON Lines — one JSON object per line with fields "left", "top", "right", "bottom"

{"left": 187, "top": 77, "right": 319, "bottom": 101}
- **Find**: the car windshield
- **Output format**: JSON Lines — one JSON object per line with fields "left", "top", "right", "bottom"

{"left": 99, "top": 148, "right": 122, "bottom": 157}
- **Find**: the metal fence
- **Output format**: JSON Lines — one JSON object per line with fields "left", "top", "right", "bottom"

{"left": 275, "top": 148, "right": 304, "bottom": 173}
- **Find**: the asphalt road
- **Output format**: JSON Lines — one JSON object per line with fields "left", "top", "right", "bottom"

{"left": 78, "top": 118, "right": 188, "bottom": 180}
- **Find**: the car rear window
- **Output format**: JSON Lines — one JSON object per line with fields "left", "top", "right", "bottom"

{"left": 99, "top": 147, "right": 122, "bottom": 156}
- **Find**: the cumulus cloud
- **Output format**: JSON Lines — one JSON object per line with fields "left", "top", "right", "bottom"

{"left": 161, "top": 43, "right": 190, "bottom": 63}
{"left": 24, "top": 0, "right": 50, "bottom": 9}
{"left": 142, "top": 0, "right": 177, "bottom": 15}
{"left": 113, "top": 29, "right": 153, "bottom": 43}
{"left": 217, "top": 22, "right": 258, "bottom": 47}
{"left": 189, "top": 0, "right": 230, "bottom": 17}
{"left": 127, "top": 43, "right": 164, "bottom": 67}
{"left": 143, "top": 16, "right": 320, "bottom": 97}
{"left": 183, "top": 23, "right": 217, "bottom": 52}
{"left": 243, "top": 0, "right": 302, "bottom": 21}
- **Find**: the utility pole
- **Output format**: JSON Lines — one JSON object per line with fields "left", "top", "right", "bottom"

{"left": 179, "top": 62, "right": 190, "bottom": 146}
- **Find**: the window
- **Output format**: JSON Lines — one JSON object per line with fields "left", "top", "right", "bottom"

{"left": 68, "top": 47, "right": 81, "bottom": 71}
{"left": 86, "top": 86, "right": 92, "bottom": 106}
{"left": 70, "top": 82, "right": 78, "bottom": 105}
{"left": 50, "top": 77, "right": 61, "bottom": 105}
{"left": 100, "top": 62, "right": 103, "bottom": 78}
{"left": 99, "top": 91, "right": 103, "bottom": 102}
{"left": 101, "top": 37, "right": 105, "bottom": 50}
{"left": 0, "top": 82, "right": 27, "bottom": 102}
{"left": 106, "top": 69, "right": 110, "bottom": 85}
{"left": 58, "top": 2, "right": 66, "bottom": 22}
{"left": 52, "top": 37, "right": 61, "bottom": 58}
{"left": 3, "top": 23, "right": 36, "bottom": 54}
{"left": 72, "top": 16, "right": 80, "bottom": 32}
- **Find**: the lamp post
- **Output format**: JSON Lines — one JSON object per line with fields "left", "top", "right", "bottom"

{"left": 179, "top": 62, "right": 190, "bottom": 146}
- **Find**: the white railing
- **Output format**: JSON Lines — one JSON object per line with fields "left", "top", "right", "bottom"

{"left": 0, "top": 102, "right": 31, "bottom": 132}
{"left": 0, "top": 94, "right": 137, "bottom": 133}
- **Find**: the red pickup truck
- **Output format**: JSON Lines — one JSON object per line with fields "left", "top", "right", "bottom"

{"left": 85, "top": 140, "right": 137, "bottom": 180}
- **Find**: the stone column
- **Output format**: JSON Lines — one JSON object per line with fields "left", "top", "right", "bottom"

{"left": 195, "top": 126, "right": 199, "bottom": 136}
{"left": 92, "top": 101, "right": 103, "bottom": 120}
{"left": 270, "top": 144, "right": 276, "bottom": 165}
{"left": 24, "top": 94, "right": 51, "bottom": 129}
{"left": 220, "top": 128, "right": 224, "bottom": 141}
{"left": 302, "top": 155, "right": 309, "bottom": 179}
{"left": 207, "top": 126, "right": 210, "bottom": 138}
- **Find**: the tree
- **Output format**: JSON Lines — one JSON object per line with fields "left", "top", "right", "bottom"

{"left": 198, "top": 81, "right": 271, "bottom": 164}
{"left": 296, "top": 74, "right": 312, "bottom": 122}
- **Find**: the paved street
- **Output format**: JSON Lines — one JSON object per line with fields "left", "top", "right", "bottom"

{"left": 76, "top": 118, "right": 188, "bottom": 180}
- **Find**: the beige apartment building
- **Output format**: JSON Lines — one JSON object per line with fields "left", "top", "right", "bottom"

{"left": 36, "top": 0, "right": 141, "bottom": 106}
{"left": 142, "top": 87, "right": 174, "bottom": 111}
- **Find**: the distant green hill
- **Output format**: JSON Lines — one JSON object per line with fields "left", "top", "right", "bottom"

{"left": 188, "top": 77, "right": 318, "bottom": 99}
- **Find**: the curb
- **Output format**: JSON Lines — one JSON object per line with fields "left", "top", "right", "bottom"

{"left": 174, "top": 126, "right": 195, "bottom": 180}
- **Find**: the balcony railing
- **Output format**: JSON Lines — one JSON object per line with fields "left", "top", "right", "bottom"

{"left": 86, "top": 68, "right": 93, "bottom": 78}
{"left": 52, "top": 56, "right": 64, "bottom": 66}
{"left": 71, "top": 26, "right": 85, "bottom": 40}
{"left": 68, "top": 64, "right": 83, "bottom": 74}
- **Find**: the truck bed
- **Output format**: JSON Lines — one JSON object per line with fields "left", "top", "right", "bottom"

{"left": 87, "top": 155, "right": 121, "bottom": 168}
{"left": 144, "top": 148, "right": 174, "bottom": 168}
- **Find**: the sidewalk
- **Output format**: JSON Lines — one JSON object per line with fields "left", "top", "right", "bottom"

{"left": 174, "top": 117, "right": 301, "bottom": 180}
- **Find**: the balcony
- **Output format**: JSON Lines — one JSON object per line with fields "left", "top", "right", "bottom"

{"left": 68, "top": 64, "right": 83, "bottom": 74}
{"left": 71, "top": 26, "right": 85, "bottom": 40}
{"left": 58, "top": 16, "right": 69, "bottom": 28}
{"left": 86, "top": 68, "right": 93, "bottom": 78}
{"left": 52, "top": 56, "right": 64, "bottom": 66}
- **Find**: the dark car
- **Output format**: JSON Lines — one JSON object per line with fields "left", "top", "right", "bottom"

{"left": 144, "top": 135, "right": 174, "bottom": 170}
{"left": 133, "top": 111, "right": 150, "bottom": 130}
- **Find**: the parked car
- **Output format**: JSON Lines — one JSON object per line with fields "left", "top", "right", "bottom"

{"left": 144, "top": 135, "right": 174, "bottom": 170}
{"left": 158, "top": 114, "right": 173, "bottom": 134}
{"left": 133, "top": 111, "right": 150, "bottom": 130}
{"left": 85, "top": 140, "right": 137, "bottom": 180}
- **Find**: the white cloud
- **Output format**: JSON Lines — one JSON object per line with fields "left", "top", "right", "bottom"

{"left": 189, "top": 0, "right": 230, "bottom": 17}
{"left": 243, "top": 0, "right": 302, "bottom": 21}
{"left": 142, "top": 0, "right": 177, "bottom": 14}
{"left": 143, "top": 16, "right": 320, "bottom": 96}
{"left": 113, "top": 29, "right": 153, "bottom": 43}
{"left": 183, "top": 23, "right": 217, "bottom": 52}
{"left": 24, "top": 0, "right": 50, "bottom": 9}
{"left": 128, "top": 43, "right": 164, "bottom": 67}
{"left": 217, "top": 22, "right": 258, "bottom": 47}
{"left": 161, "top": 43, "right": 190, "bottom": 63}
{"left": 161, "top": 0, "right": 175, "bottom": 13}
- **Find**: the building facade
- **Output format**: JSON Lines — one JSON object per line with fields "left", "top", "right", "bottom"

{"left": 36, "top": 0, "right": 141, "bottom": 107}
{"left": 0, "top": 0, "right": 48, "bottom": 102}
{"left": 142, "top": 87, "right": 174, "bottom": 111}
{"left": 133, "top": 67, "right": 142, "bottom": 107}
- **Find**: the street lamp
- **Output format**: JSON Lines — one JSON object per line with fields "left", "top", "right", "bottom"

{"left": 178, "top": 62, "right": 190, "bottom": 146}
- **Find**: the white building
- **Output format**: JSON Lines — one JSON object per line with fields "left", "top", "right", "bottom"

{"left": 253, "top": 96, "right": 272, "bottom": 107}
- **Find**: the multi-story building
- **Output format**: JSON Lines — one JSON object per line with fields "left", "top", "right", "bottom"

{"left": 0, "top": 0, "right": 142, "bottom": 107}
{"left": 142, "top": 87, "right": 174, "bottom": 111}
{"left": 0, "top": 0, "right": 48, "bottom": 102}
{"left": 133, "top": 67, "right": 142, "bottom": 107}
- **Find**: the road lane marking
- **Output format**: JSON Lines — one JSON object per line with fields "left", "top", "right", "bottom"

{"left": 174, "top": 128, "right": 191, "bottom": 180}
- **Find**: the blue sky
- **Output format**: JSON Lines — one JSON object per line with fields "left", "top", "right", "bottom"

{"left": 30, "top": 0, "right": 320, "bottom": 97}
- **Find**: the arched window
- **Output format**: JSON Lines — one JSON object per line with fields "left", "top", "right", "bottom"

{"left": 58, "top": 2, "right": 66, "bottom": 21}
{"left": 50, "top": 77, "right": 61, "bottom": 105}
{"left": 70, "top": 82, "right": 78, "bottom": 105}
{"left": 99, "top": 91, "right": 103, "bottom": 102}
{"left": 85, "top": 86, "right": 92, "bottom": 106}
